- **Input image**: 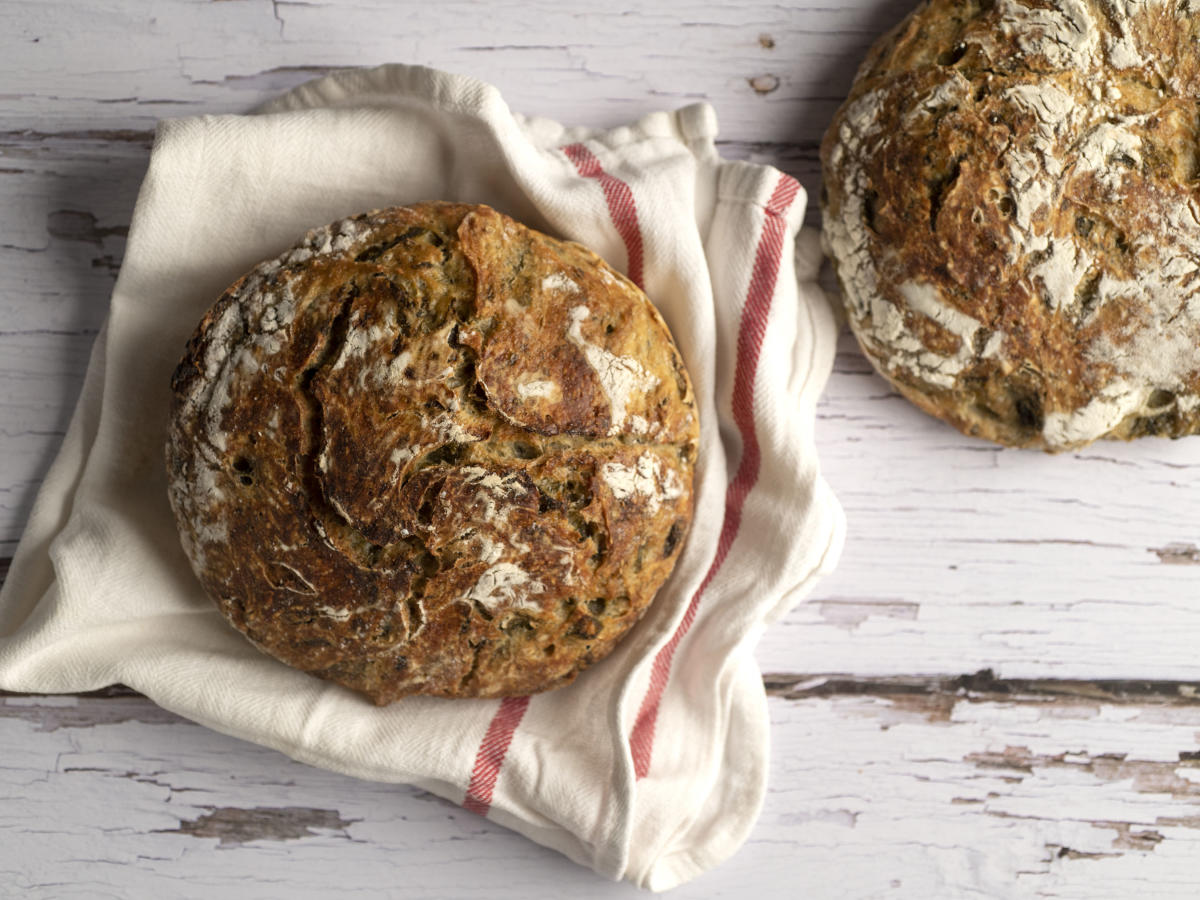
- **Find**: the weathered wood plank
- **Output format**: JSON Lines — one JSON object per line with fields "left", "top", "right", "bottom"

{"left": 739, "top": 323, "right": 1200, "bottom": 679}
{"left": 2, "top": 679, "right": 1198, "bottom": 897}
{"left": 3, "top": 0, "right": 913, "bottom": 140}
{"left": 0, "top": 129, "right": 149, "bottom": 553}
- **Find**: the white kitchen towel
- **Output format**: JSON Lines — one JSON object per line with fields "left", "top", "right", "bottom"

{"left": 0, "top": 64, "right": 844, "bottom": 890}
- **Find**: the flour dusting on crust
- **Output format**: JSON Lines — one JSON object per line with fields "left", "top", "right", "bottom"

{"left": 822, "top": 0, "right": 1200, "bottom": 450}
{"left": 567, "top": 305, "right": 660, "bottom": 435}
{"left": 601, "top": 452, "right": 684, "bottom": 515}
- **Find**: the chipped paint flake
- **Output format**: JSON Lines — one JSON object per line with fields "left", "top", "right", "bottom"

{"left": 164, "top": 806, "right": 357, "bottom": 846}
{"left": 1152, "top": 543, "right": 1200, "bottom": 565}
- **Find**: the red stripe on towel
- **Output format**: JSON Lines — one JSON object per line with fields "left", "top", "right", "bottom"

{"left": 628, "top": 174, "right": 801, "bottom": 780}
{"left": 562, "top": 143, "right": 645, "bottom": 289}
{"left": 463, "top": 695, "right": 532, "bottom": 816}
{"left": 461, "top": 144, "right": 648, "bottom": 818}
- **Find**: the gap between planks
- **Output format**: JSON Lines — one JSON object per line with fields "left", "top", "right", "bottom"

{"left": 766, "top": 669, "right": 1200, "bottom": 712}
{"left": 3, "top": 671, "right": 1200, "bottom": 707}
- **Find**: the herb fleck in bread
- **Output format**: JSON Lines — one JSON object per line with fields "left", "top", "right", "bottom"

{"left": 166, "top": 203, "right": 698, "bottom": 704}
{"left": 821, "top": 0, "right": 1200, "bottom": 450}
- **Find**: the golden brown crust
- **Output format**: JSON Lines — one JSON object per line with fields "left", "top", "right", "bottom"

{"left": 821, "top": 0, "right": 1200, "bottom": 451}
{"left": 166, "top": 203, "right": 698, "bottom": 704}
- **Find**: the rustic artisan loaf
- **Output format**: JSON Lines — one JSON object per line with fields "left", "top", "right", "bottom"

{"left": 821, "top": 0, "right": 1200, "bottom": 451}
{"left": 166, "top": 203, "right": 698, "bottom": 704}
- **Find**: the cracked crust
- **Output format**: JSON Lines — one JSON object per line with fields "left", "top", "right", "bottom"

{"left": 166, "top": 203, "right": 698, "bottom": 704}
{"left": 821, "top": 0, "right": 1200, "bottom": 451}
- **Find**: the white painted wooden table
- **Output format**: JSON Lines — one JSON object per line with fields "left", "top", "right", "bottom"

{"left": 3, "top": 1, "right": 1199, "bottom": 896}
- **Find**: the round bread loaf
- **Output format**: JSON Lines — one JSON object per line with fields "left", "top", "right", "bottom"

{"left": 166, "top": 203, "right": 698, "bottom": 704}
{"left": 821, "top": 0, "right": 1200, "bottom": 451}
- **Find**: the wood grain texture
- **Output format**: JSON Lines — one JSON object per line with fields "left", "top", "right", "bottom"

{"left": 2, "top": 683, "right": 1199, "bottom": 898}
{"left": 781, "top": 329, "right": 1200, "bottom": 681}
{"left": 3, "top": 0, "right": 1200, "bottom": 895}
{"left": 0, "top": 130, "right": 144, "bottom": 552}
{"left": 3, "top": 0, "right": 910, "bottom": 135}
